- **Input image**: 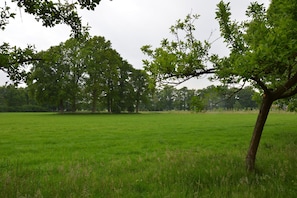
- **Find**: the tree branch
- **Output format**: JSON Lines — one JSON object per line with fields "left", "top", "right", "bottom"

{"left": 250, "top": 76, "right": 270, "bottom": 94}
{"left": 8, "top": 57, "right": 42, "bottom": 66}
{"left": 277, "top": 86, "right": 297, "bottom": 99}
{"left": 157, "top": 68, "right": 215, "bottom": 87}
{"left": 164, "top": 68, "right": 215, "bottom": 85}
{"left": 193, "top": 68, "right": 216, "bottom": 76}
{"left": 274, "top": 71, "right": 297, "bottom": 99}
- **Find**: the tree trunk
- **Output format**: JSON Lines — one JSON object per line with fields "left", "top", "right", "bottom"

{"left": 91, "top": 90, "right": 97, "bottom": 113}
{"left": 71, "top": 98, "right": 76, "bottom": 112}
{"left": 107, "top": 95, "right": 112, "bottom": 113}
{"left": 135, "top": 99, "right": 139, "bottom": 113}
{"left": 91, "top": 103, "right": 96, "bottom": 113}
{"left": 246, "top": 95, "right": 273, "bottom": 171}
{"left": 59, "top": 99, "right": 64, "bottom": 113}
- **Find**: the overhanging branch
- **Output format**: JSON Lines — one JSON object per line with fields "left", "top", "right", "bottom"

{"left": 214, "top": 82, "right": 246, "bottom": 106}
{"left": 7, "top": 57, "right": 42, "bottom": 66}
{"left": 161, "top": 67, "right": 216, "bottom": 86}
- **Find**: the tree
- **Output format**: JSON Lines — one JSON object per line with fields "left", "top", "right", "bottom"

{"left": 61, "top": 38, "right": 86, "bottom": 112}
{"left": 82, "top": 36, "right": 113, "bottom": 112}
{"left": 190, "top": 95, "right": 204, "bottom": 112}
{"left": 130, "top": 69, "right": 150, "bottom": 113}
{"left": 117, "top": 60, "right": 135, "bottom": 112}
{"left": 28, "top": 45, "right": 70, "bottom": 112}
{"left": 216, "top": 0, "right": 297, "bottom": 171}
{"left": 101, "top": 49, "right": 123, "bottom": 113}
{"left": 1, "top": 0, "right": 102, "bottom": 83}
{"left": 29, "top": 37, "right": 88, "bottom": 112}
{"left": 82, "top": 36, "right": 139, "bottom": 113}
{"left": 142, "top": 0, "right": 297, "bottom": 171}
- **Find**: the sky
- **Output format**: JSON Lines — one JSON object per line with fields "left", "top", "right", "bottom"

{"left": 0, "top": 0, "right": 270, "bottom": 89}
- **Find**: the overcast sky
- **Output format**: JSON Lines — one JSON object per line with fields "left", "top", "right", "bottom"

{"left": 0, "top": 0, "right": 270, "bottom": 89}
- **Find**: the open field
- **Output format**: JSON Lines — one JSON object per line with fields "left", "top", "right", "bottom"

{"left": 0, "top": 112, "right": 297, "bottom": 197}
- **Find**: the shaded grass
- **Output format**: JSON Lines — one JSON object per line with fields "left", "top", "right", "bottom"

{"left": 0, "top": 112, "right": 297, "bottom": 197}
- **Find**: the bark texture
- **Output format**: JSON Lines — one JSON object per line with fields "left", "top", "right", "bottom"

{"left": 246, "top": 95, "right": 273, "bottom": 171}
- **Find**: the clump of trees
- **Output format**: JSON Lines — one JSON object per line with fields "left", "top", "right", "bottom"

{"left": 26, "top": 36, "right": 149, "bottom": 113}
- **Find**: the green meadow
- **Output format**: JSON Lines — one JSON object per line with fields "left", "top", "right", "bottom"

{"left": 0, "top": 112, "right": 297, "bottom": 197}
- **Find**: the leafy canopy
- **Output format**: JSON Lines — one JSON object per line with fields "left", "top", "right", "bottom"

{"left": 141, "top": 14, "right": 214, "bottom": 86}
{"left": 1, "top": 0, "right": 102, "bottom": 84}
{"left": 142, "top": 0, "right": 297, "bottom": 102}
{"left": 1, "top": 0, "right": 102, "bottom": 35}
{"left": 215, "top": 0, "right": 297, "bottom": 96}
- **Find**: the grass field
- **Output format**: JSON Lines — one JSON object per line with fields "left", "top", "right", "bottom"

{"left": 0, "top": 112, "right": 297, "bottom": 197}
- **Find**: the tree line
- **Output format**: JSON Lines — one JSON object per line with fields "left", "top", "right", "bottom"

{"left": 0, "top": 82, "right": 260, "bottom": 113}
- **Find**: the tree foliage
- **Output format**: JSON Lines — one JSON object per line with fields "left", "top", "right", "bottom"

{"left": 141, "top": 14, "right": 214, "bottom": 86}
{"left": 0, "top": 43, "right": 37, "bottom": 84}
{"left": 1, "top": 0, "right": 102, "bottom": 35}
{"left": 1, "top": 0, "right": 102, "bottom": 84}
{"left": 214, "top": 0, "right": 297, "bottom": 97}
{"left": 28, "top": 45, "right": 70, "bottom": 112}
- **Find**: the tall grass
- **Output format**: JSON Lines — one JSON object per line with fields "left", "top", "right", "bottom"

{"left": 0, "top": 112, "right": 296, "bottom": 197}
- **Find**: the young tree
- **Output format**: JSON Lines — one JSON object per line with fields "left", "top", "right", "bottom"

{"left": 142, "top": 0, "right": 297, "bottom": 171}
{"left": 216, "top": 0, "right": 297, "bottom": 171}
{"left": 190, "top": 95, "right": 204, "bottom": 112}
